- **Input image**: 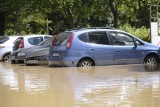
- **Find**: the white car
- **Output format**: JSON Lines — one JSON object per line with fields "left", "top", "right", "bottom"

{"left": 13, "top": 34, "right": 52, "bottom": 51}
{"left": 0, "top": 36, "right": 20, "bottom": 61}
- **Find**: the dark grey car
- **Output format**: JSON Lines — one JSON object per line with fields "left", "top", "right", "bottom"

{"left": 10, "top": 37, "right": 53, "bottom": 65}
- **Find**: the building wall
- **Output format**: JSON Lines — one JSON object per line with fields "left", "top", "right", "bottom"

{"left": 151, "top": 22, "right": 160, "bottom": 46}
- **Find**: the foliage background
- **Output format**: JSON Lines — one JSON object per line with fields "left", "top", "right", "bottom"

{"left": 0, "top": 0, "right": 160, "bottom": 41}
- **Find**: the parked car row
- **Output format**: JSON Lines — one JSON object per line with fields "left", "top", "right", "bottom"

{"left": 10, "top": 36, "right": 54, "bottom": 64}
{"left": 1, "top": 27, "right": 160, "bottom": 71}
{"left": 0, "top": 34, "right": 52, "bottom": 62}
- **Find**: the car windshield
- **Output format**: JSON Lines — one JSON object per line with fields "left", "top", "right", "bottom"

{"left": 54, "top": 32, "right": 72, "bottom": 46}
{"left": 38, "top": 37, "right": 53, "bottom": 46}
{"left": 0, "top": 36, "right": 9, "bottom": 44}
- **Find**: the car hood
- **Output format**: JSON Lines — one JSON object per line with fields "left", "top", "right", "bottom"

{"left": 26, "top": 48, "right": 49, "bottom": 58}
{"left": 19, "top": 45, "right": 49, "bottom": 53}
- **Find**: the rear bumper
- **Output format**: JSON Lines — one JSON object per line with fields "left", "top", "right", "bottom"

{"left": 48, "top": 58, "right": 79, "bottom": 67}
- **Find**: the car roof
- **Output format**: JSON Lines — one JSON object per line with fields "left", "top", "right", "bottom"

{"left": 66, "top": 27, "right": 113, "bottom": 32}
{"left": 5, "top": 35, "right": 20, "bottom": 37}
{"left": 21, "top": 34, "right": 52, "bottom": 37}
{"left": 64, "top": 27, "right": 123, "bottom": 35}
{"left": 6, "top": 36, "right": 21, "bottom": 41}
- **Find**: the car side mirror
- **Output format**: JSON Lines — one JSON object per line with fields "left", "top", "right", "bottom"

{"left": 134, "top": 39, "right": 138, "bottom": 47}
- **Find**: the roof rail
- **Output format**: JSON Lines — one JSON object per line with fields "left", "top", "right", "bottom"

{"left": 86, "top": 27, "right": 115, "bottom": 29}
{"left": 65, "top": 28, "right": 83, "bottom": 31}
{"left": 65, "top": 26, "right": 115, "bottom": 32}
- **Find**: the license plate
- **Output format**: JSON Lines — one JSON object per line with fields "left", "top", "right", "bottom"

{"left": 26, "top": 60, "right": 38, "bottom": 64}
{"left": 53, "top": 53, "right": 59, "bottom": 57}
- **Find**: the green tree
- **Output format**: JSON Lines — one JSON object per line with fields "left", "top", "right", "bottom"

{"left": 1, "top": 0, "right": 160, "bottom": 36}
{"left": 1, "top": 0, "right": 52, "bottom": 35}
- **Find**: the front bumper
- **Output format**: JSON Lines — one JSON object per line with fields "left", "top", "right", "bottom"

{"left": 10, "top": 55, "right": 25, "bottom": 62}
{"left": 25, "top": 56, "right": 48, "bottom": 65}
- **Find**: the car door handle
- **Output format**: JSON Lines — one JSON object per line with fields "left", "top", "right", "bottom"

{"left": 117, "top": 50, "right": 120, "bottom": 52}
{"left": 90, "top": 49, "right": 95, "bottom": 51}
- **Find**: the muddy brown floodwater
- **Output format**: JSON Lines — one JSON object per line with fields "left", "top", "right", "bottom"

{"left": 0, "top": 62, "right": 160, "bottom": 107}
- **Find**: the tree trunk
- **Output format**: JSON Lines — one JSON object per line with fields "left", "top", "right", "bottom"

{"left": 0, "top": 0, "right": 5, "bottom": 36}
{"left": 109, "top": 0, "right": 118, "bottom": 28}
{"left": 0, "top": 12, "right": 5, "bottom": 36}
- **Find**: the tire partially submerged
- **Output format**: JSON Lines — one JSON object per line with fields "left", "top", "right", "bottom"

{"left": 143, "top": 55, "right": 159, "bottom": 71}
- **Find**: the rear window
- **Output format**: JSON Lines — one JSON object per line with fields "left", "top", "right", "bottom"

{"left": 0, "top": 36, "right": 9, "bottom": 44}
{"left": 13, "top": 37, "right": 23, "bottom": 51}
{"left": 54, "top": 32, "right": 72, "bottom": 46}
{"left": 78, "top": 33, "right": 88, "bottom": 42}
{"left": 28, "top": 37, "right": 43, "bottom": 45}
{"left": 14, "top": 37, "right": 23, "bottom": 44}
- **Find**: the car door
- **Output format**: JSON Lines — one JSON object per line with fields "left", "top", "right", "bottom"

{"left": 109, "top": 31, "right": 142, "bottom": 64}
{"left": 86, "top": 31, "right": 114, "bottom": 65}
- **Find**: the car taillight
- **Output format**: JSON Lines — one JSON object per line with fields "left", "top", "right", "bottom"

{"left": 50, "top": 35, "right": 57, "bottom": 47}
{"left": 66, "top": 33, "right": 74, "bottom": 48}
{"left": 19, "top": 39, "right": 24, "bottom": 48}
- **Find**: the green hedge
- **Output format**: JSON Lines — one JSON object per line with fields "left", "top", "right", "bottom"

{"left": 119, "top": 24, "right": 150, "bottom": 42}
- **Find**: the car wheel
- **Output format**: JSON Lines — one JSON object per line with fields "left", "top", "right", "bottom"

{"left": 78, "top": 59, "right": 94, "bottom": 67}
{"left": 3, "top": 53, "right": 10, "bottom": 62}
{"left": 143, "top": 55, "right": 159, "bottom": 71}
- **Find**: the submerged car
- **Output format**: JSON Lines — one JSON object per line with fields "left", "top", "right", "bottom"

{"left": 13, "top": 34, "right": 52, "bottom": 51}
{"left": 10, "top": 37, "right": 53, "bottom": 65}
{"left": 0, "top": 36, "right": 20, "bottom": 62}
{"left": 11, "top": 35, "right": 52, "bottom": 63}
{"left": 48, "top": 27, "right": 160, "bottom": 71}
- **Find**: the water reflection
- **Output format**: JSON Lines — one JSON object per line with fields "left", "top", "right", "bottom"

{"left": 0, "top": 63, "right": 160, "bottom": 107}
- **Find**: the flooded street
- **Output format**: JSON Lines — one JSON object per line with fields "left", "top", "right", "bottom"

{"left": 0, "top": 62, "right": 160, "bottom": 107}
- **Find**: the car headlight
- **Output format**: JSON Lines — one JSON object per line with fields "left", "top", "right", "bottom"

{"left": 17, "top": 53, "right": 27, "bottom": 57}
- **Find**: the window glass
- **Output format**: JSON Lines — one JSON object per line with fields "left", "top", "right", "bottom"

{"left": 44, "top": 36, "right": 51, "bottom": 40}
{"left": 88, "top": 31, "right": 109, "bottom": 45}
{"left": 28, "top": 37, "right": 43, "bottom": 45}
{"left": 0, "top": 36, "right": 9, "bottom": 44}
{"left": 111, "top": 32, "right": 134, "bottom": 46}
{"left": 78, "top": 33, "right": 87, "bottom": 42}
{"left": 54, "top": 32, "right": 72, "bottom": 46}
